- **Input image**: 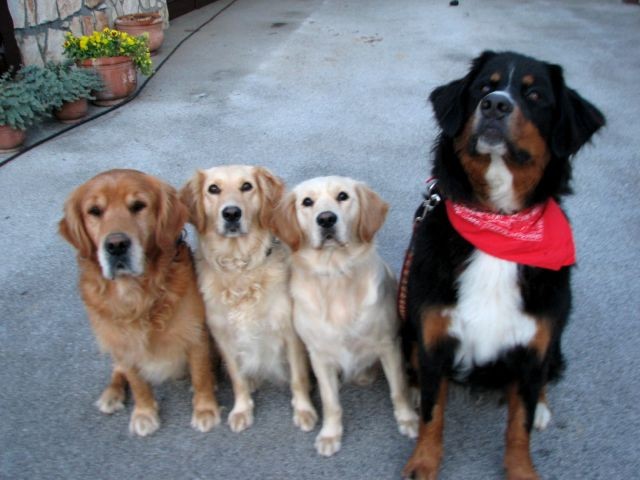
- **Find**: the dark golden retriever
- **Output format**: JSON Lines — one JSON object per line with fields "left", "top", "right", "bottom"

{"left": 59, "top": 169, "right": 220, "bottom": 436}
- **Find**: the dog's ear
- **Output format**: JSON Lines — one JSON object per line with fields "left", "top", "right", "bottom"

{"left": 355, "top": 183, "right": 389, "bottom": 244}
{"left": 179, "top": 171, "right": 207, "bottom": 233}
{"left": 59, "top": 185, "right": 94, "bottom": 258}
{"left": 155, "top": 179, "right": 188, "bottom": 254}
{"left": 548, "top": 63, "right": 606, "bottom": 158}
{"left": 429, "top": 50, "right": 497, "bottom": 137}
{"left": 271, "top": 192, "right": 304, "bottom": 252}
{"left": 254, "top": 166, "right": 285, "bottom": 230}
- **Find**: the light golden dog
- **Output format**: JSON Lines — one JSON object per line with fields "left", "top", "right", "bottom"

{"left": 180, "top": 165, "right": 317, "bottom": 433}
{"left": 59, "top": 169, "right": 220, "bottom": 437}
{"left": 271, "top": 176, "right": 419, "bottom": 456}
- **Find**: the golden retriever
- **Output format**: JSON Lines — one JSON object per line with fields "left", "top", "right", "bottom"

{"left": 271, "top": 176, "right": 419, "bottom": 456}
{"left": 180, "top": 165, "right": 317, "bottom": 433}
{"left": 59, "top": 169, "right": 220, "bottom": 437}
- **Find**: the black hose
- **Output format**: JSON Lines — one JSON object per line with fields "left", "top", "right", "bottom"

{"left": 0, "top": 0, "right": 238, "bottom": 169}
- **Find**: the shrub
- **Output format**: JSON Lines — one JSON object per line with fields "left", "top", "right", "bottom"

{"left": 45, "top": 61, "right": 104, "bottom": 105}
{"left": 0, "top": 69, "right": 51, "bottom": 130}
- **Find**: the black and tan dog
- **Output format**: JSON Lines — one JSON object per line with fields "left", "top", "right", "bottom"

{"left": 401, "top": 51, "right": 605, "bottom": 479}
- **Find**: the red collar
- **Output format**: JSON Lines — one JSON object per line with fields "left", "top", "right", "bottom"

{"left": 445, "top": 199, "right": 576, "bottom": 270}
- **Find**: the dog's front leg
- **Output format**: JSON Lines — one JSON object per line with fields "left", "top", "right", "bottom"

{"left": 380, "top": 339, "right": 419, "bottom": 438}
{"left": 504, "top": 344, "right": 548, "bottom": 480}
{"left": 504, "top": 320, "right": 553, "bottom": 478}
{"left": 504, "top": 382, "right": 541, "bottom": 480}
{"left": 285, "top": 333, "right": 318, "bottom": 432}
{"left": 188, "top": 331, "right": 221, "bottom": 432}
{"left": 402, "top": 377, "right": 448, "bottom": 480}
{"left": 122, "top": 366, "right": 160, "bottom": 437}
{"left": 402, "top": 309, "right": 454, "bottom": 479}
{"left": 95, "top": 365, "right": 127, "bottom": 414}
{"left": 309, "top": 353, "right": 342, "bottom": 456}
{"left": 215, "top": 337, "right": 254, "bottom": 432}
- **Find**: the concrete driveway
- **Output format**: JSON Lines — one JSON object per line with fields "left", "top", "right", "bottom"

{"left": 1, "top": 0, "right": 638, "bottom": 478}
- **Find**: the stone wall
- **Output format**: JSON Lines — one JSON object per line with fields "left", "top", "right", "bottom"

{"left": 7, "top": 0, "right": 169, "bottom": 66}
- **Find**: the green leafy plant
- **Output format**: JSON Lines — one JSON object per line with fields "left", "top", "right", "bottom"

{"left": 16, "top": 64, "right": 65, "bottom": 111}
{"left": 0, "top": 69, "right": 51, "bottom": 131}
{"left": 45, "top": 61, "right": 104, "bottom": 106}
{"left": 63, "top": 28, "right": 153, "bottom": 76}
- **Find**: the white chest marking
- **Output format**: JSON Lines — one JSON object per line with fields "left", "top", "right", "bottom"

{"left": 485, "top": 153, "right": 518, "bottom": 213}
{"left": 448, "top": 251, "right": 537, "bottom": 373}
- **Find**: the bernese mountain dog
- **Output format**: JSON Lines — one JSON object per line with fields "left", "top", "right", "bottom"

{"left": 401, "top": 51, "right": 605, "bottom": 479}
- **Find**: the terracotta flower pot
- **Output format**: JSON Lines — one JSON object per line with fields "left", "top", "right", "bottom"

{"left": 0, "top": 125, "right": 26, "bottom": 153}
{"left": 54, "top": 98, "right": 89, "bottom": 124}
{"left": 115, "top": 13, "right": 164, "bottom": 55}
{"left": 79, "top": 56, "right": 137, "bottom": 106}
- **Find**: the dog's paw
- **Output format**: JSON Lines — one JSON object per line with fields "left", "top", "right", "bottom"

{"left": 533, "top": 402, "right": 551, "bottom": 431}
{"left": 315, "top": 432, "right": 342, "bottom": 457}
{"left": 402, "top": 457, "right": 439, "bottom": 480}
{"left": 228, "top": 407, "right": 254, "bottom": 433}
{"left": 395, "top": 406, "right": 419, "bottom": 438}
{"left": 506, "top": 467, "right": 540, "bottom": 480}
{"left": 293, "top": 406, "right": 318, "bottom": 432}
{"left": 95, "top": 387, "right": 125, "bottom": 414}
{"left": 129, "top": 409, "right": 160, "bottom": 437}
{"left": 397, "top": 415, "right": 419, "bottom": 439}
{"left": 191, "top": 406, "right": 221, "bottom": 433}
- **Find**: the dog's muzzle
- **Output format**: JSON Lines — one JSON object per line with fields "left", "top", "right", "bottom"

{"left": 222, "top": 205, "right": 243, "bottom": 236}
{"left": 476, "top": 91, "right": 514, "bottom": 147}
{"left": 103, "top": 232, "right": 134, "bottom": 276}
{"left": 316, "top": 211, "right": 338, "bottom": 243}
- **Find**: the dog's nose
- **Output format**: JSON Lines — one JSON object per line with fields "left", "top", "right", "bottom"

{"left": 316, "top": 211, "right": 337, "bottom": 229}
{"left": 105, "top": 233, "right": 131, "bottom": 256}
{"left": 222, "top": 206, "right": 242, "bottom": 222}
{"left": 480, "top": 92, "right": 514, "bottom": 120}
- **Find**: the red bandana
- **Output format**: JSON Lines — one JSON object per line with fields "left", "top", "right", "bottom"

{"left": 445, "top": 199, "right": 576, "bottom": 270}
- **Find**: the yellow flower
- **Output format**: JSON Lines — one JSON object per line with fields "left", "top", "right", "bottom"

{"left": 79, "top": 37, "right": 88, "bottom": 50}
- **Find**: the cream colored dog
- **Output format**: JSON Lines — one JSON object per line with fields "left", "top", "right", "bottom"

{"left": 271, "top": 176, "right": 419, "bottom": 456}
{"left": 180, "top": 165, "right": 317, "bottom": 433}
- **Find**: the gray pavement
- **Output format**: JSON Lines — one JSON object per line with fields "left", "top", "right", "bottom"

{"left": 1, "top": 0, "right": 639, "bottom": 478}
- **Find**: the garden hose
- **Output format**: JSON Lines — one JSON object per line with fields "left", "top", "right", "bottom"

{"left": 0, "top": 0, "right": 239, "bottom": 169}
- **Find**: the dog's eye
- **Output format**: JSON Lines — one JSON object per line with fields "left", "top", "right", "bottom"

{"left": 208, "top": 184, "right": 221, "bottom": 195}
{"left": 130, "top": 201, "right": 146, "bottom": 213}
{"left": 302, "top": 197, "right": 314, "bottom": 207}
{"left": 87, "top": 206, "right": 102, "bottom": 217}
{"left": 337, "top": 192, "right": 349, "bottom": 202}
{"left": 527, "top": 90, "right": 540, "bottom": 102}
{"left": 240, "top": 182, "right": 253, "bottom": 192}
{"left": 480, "top": 84, "right": 492, "bottom": 94}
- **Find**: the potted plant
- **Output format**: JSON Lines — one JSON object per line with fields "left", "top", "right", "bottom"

{"left": 45, "top": 62, "right": 103, "bottom": 123}
{"left": 0, "top": 69, "right": 51, "bottom": 152}
{"left": 63, "top": 28, "right": 153, "bottom": 106}
{"left": 115, "top": 12, "right": 164, "bottom": 55}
